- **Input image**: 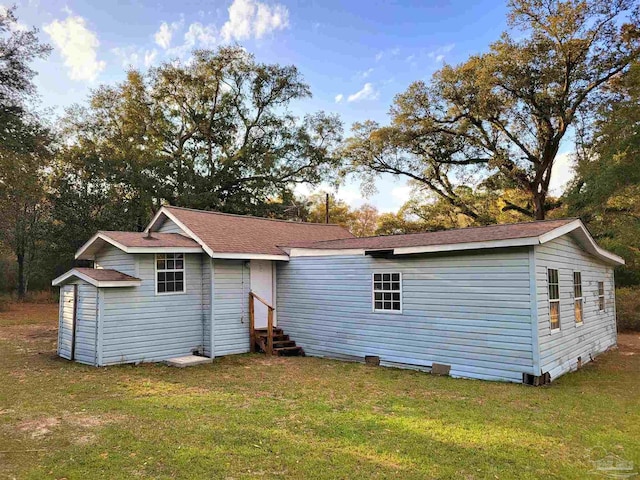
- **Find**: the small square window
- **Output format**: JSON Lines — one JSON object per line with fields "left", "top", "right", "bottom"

{"left": 373, "top": 272, "right": 402, "bottom": 312}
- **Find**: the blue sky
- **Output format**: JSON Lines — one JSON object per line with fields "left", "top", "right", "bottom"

{"left": 11, "top": 0, "right": 573, "bottom": 212}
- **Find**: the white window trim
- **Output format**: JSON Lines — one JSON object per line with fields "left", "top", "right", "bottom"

{"left": 598, "top": 281, "right": 606, "bottom": 312}
{"left": 372, "top": 272, "right": 403, "bottom": 314}
{"left": 155, "top": 253, "right": 187, "bottom": 296}
{"left": 573, "top": 271, "right": 583, "bottom": 326}
{"left": 547, "top": 267, "right": 561, "bottom": 332}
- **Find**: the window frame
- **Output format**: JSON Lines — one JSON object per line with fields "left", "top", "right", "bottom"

{"left": 598, "top": 281, "right": 605, "bottom": 312}
{"left": 573, "top": 271, "right": 583, "bottom": 326}
{"left": 154, "top": 253, "right": 186, "bottom": 296}
{"left": 371, "top": 272, "right": 403, "bottom": 314}
{"left": 547, "top": 268, "right": 561, "bottom": 331}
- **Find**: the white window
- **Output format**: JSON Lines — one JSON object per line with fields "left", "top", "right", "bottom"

{"left": 156, "top": 253, "right": 185, "bottom": 294}
{"left": 573, "top": 272, "right": 583, "bottom": 325}
{"left": 598, "top": 281, "right": 605, "bottom": 311}
{"left": 373, "top": 273, "right": 402, "bottom": 312}
{"left": 548, "top": 268, "right": 560, "bottom": 330}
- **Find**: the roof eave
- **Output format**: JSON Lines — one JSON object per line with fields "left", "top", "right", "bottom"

{"left": 52, "top": 269, "right": 142, "bottom": 288}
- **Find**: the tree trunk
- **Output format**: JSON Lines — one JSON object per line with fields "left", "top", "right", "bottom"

{"left": 533, "top": 192, "right": 546, "bottom": 220}
{"left": 17, "top": 253, "right": 26, "bottom": 300}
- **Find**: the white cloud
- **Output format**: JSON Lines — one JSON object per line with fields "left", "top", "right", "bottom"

{"left": 391, "top": 185, "right": 412, "bottom": 204}
{"left": 549, "top": 151, "right": 575, "bottom": 195}
{"left": 112, "top": 47, "right": 158, "bottom": 69}
{"left": 427, "top": 43, "right": 455, "bottom": 63}
{"left": 220, "top": 0, "right": 289, "bottom": 42}
{"left": 155, "top": 20, "right": 183, "bottom": 49}
{"left": 144, "top": 49, "right": 158, "bottom": 67}
{"left": 360, "top": 67, "right": 373, "bottom": 78}
{"left": 334, "top": 93, "right": 343, "bottom": 103}
{"left": 374, "top": 47, "right": 400, "bottom": 63}
{"left": 184, "top": 22, "right": 217, "bottom": 48}
{"left": 347, "top": 83, "right": 378, "bottom": 102}
{"left": 44, "top": 14, "right": 106, "bottom": 82}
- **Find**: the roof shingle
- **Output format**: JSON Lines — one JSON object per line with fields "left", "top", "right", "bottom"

{"left": 163, "top": 206, "right": 354, "bottom": 256}
{"left": 74, "top": 268, "right": 140, "bottom": 282}
{"left": 99, "top": 231, "right": 201, "bottom": 248}
{"left": 292, "top": 218, "right": 577, "bottom": 250}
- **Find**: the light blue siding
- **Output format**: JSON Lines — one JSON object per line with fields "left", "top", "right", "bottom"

{"left": 277, "top": 249, "right": 534, "bottom": 382}
{"left": 535, "top": 235, "right": 617, "bottom": 380}
{"left": 157, "top": 217, "right": 185, "bottom": 234}
{"left": 212, "top": 259, "right": 251, "bottom": 356}
{"left": 94, "top": 244, "right": 136, "bottom": 276}
{"left": 74, "top": 282, "right": 98, "bottom": 365}
{"left": 202, "top": 256, "right": 212, "bottom": 356}
{"left": 57, "top": 282, "right": 99, "bottom": 365}
{"left": 99, "top": 253, "right": 205, "bottom": 365}
{"left": 57, "top": 285, "right": 74, "bottom": 360}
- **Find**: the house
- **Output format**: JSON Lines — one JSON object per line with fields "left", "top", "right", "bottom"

{"left": 52, "top": 206, "right": 625, "bottom": 383}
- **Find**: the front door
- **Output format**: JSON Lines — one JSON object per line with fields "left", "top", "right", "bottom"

{"left": 250, "top": 260, "right": 275, "bottom": 329}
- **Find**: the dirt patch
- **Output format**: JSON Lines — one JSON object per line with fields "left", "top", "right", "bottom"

{"left": 17, "top": 417, "right": 61, "bottom": 438}
{"left": 618, "top": 333, "right": 640, "bottom": 354}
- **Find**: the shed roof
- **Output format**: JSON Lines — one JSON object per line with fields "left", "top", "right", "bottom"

{"left": 52, "top": 268, "right": 142, "bottom": 287}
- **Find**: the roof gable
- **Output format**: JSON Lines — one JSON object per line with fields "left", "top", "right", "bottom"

{"left": 52, "top": 268, "right": 142, "bottom": 287}
{"left": 147, "top": 206, "right": 355, "bottom": 258}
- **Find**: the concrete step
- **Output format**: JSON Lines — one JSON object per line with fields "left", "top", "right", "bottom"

{"left": 165, "top": 355, "right": 213, "bottom": 368}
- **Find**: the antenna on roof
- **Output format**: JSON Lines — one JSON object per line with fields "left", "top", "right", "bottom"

{"left": 325, "top": 193, "right": 330, "bottom": 224}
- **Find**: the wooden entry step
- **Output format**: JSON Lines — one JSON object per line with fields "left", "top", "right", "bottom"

{"left": 254, "top": 328, "right": 305, "bottom": 357}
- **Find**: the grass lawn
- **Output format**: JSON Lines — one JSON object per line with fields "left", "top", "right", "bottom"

{"left": 1, "top": 304, "right": 639, "bottom": 479}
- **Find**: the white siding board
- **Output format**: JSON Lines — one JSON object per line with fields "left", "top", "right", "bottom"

{"left": 100, "top": 253, "right": 205, "bottom": 365}
{"left": 535, "top": 235, "right": 617, "bottom": 380}
{"left": 277, "top": 249, "right": 535, "bottom": 383}
{"left": 94, "top": 244, "right": 136, "bottom": 276}
{"left": 157, "top": 217, "right": 185, "bottom": 234}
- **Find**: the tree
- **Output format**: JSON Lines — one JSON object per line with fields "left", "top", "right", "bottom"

{"left": 0, "top": 121, "right": 52, "bottom": 298}
{"left": 0, "top": 5, "right": 50, "bottom": 148}
{"left": 565, "top": 62, "right": 640, "bottom": 285}
{"left": 0, "top": 6, "right": 51, "bottom": 298}
{"left": 55, "top": 48, "right": 343, "bottom": 233}
{"left": 344, "top": 0, "right": 640, "bottom": 221}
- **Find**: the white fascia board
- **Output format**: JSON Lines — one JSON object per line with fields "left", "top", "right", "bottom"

{"left": 145, "top": 208, "right": 167, "bottom": 233}
{"left": 393, "top": 237, "right": 539, "bottom": 255}
{"left": 127, "top": 247, "right": 204, "bottom": 254}
{"left": 94, "top": 280, "right": 141, "bottom": 287}
{"left": 52, "top": 269, "right": 142, "bottom": 288}
{"left": 151, "top": 207, "right": 216, "bottom": 257}
{"left": 210, "top": 252, "right": 289, "bottom": 261}
{"left": 76, "top": 233, "right": 129, "bottom": 259}
{"left": 538, "top": 220, "right": 625, "bottom": 265}
{"left": 288, "top": 248, "right": 366, "bottom": 257}
{"left": 537, "top": 219, "right": 583, "bottom": 244}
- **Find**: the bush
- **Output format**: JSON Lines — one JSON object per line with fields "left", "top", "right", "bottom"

{"left": 616, "top": 287, "right": 640, "bottom": 332}
{"left": 22, "top": 290, "right": 58, "bottom": 304}
{"left": 0, "top": 294, "right": 10, "bottom": 312}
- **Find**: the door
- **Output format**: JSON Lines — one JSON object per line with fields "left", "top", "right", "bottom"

{"left": 250, "top": 260, "right": 275, "bottom": 329}
{"left": 58, "top": 284, "right": 77, "bottom": 360}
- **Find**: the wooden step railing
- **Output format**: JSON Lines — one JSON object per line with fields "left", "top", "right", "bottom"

{"left": 249, "top": 291, "right": 275, "bottom": 355}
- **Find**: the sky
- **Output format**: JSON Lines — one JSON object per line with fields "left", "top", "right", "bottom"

{"left": 10, "top": 0, "right": 575, "bottom": 212}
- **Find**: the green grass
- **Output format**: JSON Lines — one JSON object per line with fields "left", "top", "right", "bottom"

{"left": 1, "top": 303, "right": 639, "bottom": 479}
